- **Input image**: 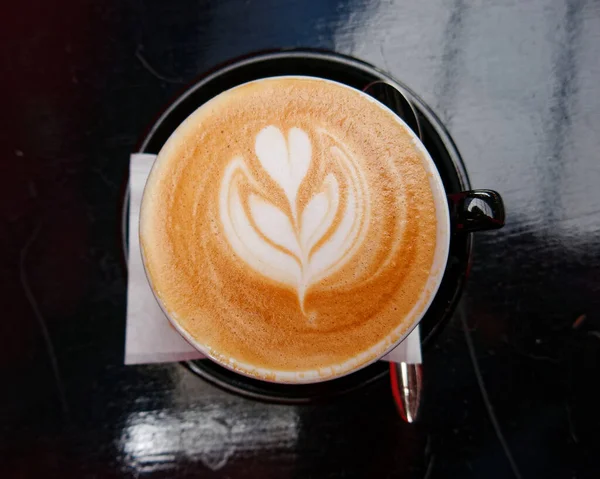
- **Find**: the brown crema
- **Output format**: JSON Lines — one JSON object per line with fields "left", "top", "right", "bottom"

{"left": 140, "top": 77, "right": 438, "bottom": 376}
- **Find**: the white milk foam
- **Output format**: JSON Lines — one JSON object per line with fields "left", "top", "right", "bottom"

{"left": 219, "top": 125, "right": 370, "bottom": 308}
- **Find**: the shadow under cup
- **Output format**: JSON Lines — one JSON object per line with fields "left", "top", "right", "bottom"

{"left": 139, "top": 75, "right": 505, "bottom": 385}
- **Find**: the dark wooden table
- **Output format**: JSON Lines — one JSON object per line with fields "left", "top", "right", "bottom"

{"left": 2, "top": 0, "right": 600, "bottom": 477}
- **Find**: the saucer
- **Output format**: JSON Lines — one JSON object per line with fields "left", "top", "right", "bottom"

{"left": 129, "top": 50, "right": 473, "bottom": 403}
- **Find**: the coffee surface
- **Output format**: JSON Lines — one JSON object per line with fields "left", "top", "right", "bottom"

{"left": 140, "top": 77, "right": 438, "bottom": 376}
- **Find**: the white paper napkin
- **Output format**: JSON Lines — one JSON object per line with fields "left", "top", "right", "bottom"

{"left": 124, "top": 153, "right": 422, "bottom": 366}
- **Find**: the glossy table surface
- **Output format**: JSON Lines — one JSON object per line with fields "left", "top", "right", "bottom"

{"left": 2, "top": 0, "right": 600, "bottom": 477}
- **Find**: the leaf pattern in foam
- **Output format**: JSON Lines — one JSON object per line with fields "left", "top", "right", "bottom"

{"left": 220, "top": 127, "right": 369, "bottom": 310}
{"left": 255, "top": 126, "right": 311, "bottom": 220}
{"left": 219, "top": 158, "right": 300, "bottom": 288}
{"left": 249, "top": 194, "right": 301, "bottom": 259}
{"left": 300, "top": 174, "right": 339, "bottom": 255}
{"left": 308, "top": 145, "right": 368, "bottom": 282}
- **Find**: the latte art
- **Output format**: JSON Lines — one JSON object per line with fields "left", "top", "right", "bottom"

{"left": 219, "top": 125, "right": 370, "bottom": 310}
{"left": 140, "top": 77, "right": 443, "bottom": 379}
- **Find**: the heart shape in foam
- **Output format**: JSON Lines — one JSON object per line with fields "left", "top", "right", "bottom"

{"left": 255, "top": 126, "right": 311, "bottom": 221}
{"left": 219, "top": 125, "right": 370, "bottom": 311}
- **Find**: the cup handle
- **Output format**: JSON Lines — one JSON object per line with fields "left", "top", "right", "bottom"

{"left": 447, "top": 190, "right": 505, "bottom": 233}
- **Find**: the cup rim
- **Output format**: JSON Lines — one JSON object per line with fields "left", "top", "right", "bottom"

{"left": 139, "top": 75, "right": 451, "bottom": 384}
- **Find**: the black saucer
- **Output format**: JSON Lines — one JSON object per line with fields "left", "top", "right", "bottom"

{"left": 134, "top": 50, "right": 473, "bottom": 403}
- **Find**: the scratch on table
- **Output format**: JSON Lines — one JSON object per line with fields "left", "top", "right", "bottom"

{"left": 423, "top": 454, "right": 435, "bottom": 479}
{"left": 587, "top": 331, "right": 600, "bottom": 341}
{"left": 135, "top": 46, "right": 187, "bottom": 84}
{"left": 510, "top": 343, "right": 560, "bottom": 364}
{"left": 460, "top": 306, "right": 523, "bottom": 479}
{"left": 565, "top": 403, "right": 579, "bottom": 444}
{"left": 379, "top": 41, "right": 391, "bottom": 74}
{"left": 422, "top": 434, "right": 435, "bottom": 479}
{"left": 19, "top": 223, "right": 69, "bottom": 416}
{"left": 434, "top": 0, "right": 469, "bottom": 127}
{"left": 92, "top": 166, "right": 119, "bottom": 189}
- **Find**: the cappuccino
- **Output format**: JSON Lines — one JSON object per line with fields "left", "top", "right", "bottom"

{"left": 140, "top": 77, "right": 443, "bottom": 379}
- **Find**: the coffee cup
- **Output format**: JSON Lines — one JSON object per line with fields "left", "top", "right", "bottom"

{"left": 139, "top": 76, "right": 504, "bottom": 383}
